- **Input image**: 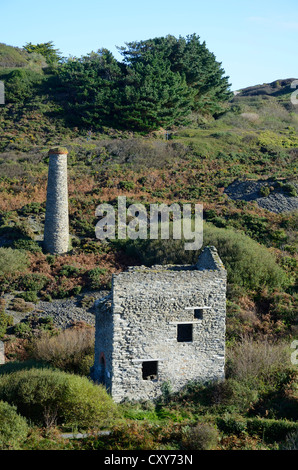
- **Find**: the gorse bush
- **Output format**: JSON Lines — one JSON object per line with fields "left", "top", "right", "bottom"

{"left": 0, "top": 400, "right": 29, "bottom": 449}
{"left": 0, "top": 368, "right": 118, "bottom": 428}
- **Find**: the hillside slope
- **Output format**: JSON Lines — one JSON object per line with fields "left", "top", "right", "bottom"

{"left": 0, "top": 41, "right": 297, "bottom": 343}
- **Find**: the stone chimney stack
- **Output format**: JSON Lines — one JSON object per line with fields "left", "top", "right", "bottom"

{"left": 44, "top": 147, "right": 69, "bottom": 254}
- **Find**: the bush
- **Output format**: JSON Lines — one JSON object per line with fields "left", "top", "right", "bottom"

{"left": 12, "top": 239, "right": 42, "bottom": 253}
{"left": 5, "top": 68, "right": 43, "bottom": 103}
{"left": 118, "top": 223, "right": 289, "bottom": 292}
{"left": 259, "top": 186, "right": 271, "bottom": 197}
{"left": 32, "top": 325, "right": 95, "bottom": 375}
{"left": 182, "top": 422, "right": 219, "bottom": 450}
{"left": 0, "top": 360, "right": 50, "bottom": 376}
{"left": 0, "top": 400, "right": 29, "bottom": 449}
{"left": 216, "top": 416, "right": 298, "bottom": 443}
{"left": 0, "top": 368, "right": 118, "bottom": 428}
{"left": 119, "top": 181, "right": 135, "bottom": 190}
{"left": 0, "top": 298, "right": 13, "bottom": 339}
{"left": 203, "top": 225, "right": 289, "bottom": 291}
{"left": 226, "top": 337, "right": 294, "bottom": 387}
{"left": 12, "top": 314, "right": 57, "bottom": 339}
{"left": 10, "top": 297, "right": 34, "bottom": 313}
{"left": 20, "top": 202, "right": 45, "bottom": 215}
{"left": 17, "top": 273, "right": 49, "bottom": 292}
{"left": 59, "top": 265, "right": 82, "bottom": 278}
{"left": 216, "top": 414, "right": 247, "bottom": 436}
{"left": 246, "top": 417, "right": 298, "bottom": 443}
{"left": 0, "top": 247, "right": 29, "bottom": 275}
{"left": 16, "top": 291, "right": 39, "bottom": 303}
{"left": 210, "top": 378, "right": 259, "bottom": 414}
{"left": 87, "top": 267, "right": 107, "bottom": 289}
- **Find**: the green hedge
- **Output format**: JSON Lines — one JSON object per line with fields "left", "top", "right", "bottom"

{"left": 217, "top": 415, "right": 298, "bottom": 443}
{"left": 246, "top": 417, "right": 298, "bottom": 443}
{"left": 0, "top": 368, "right": 119, "bottom": 429}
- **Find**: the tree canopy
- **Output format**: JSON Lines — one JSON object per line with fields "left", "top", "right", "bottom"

{"left": 56, "top": 34, "right": 232, "bottom": 131}
{"left": 23, "top": 41, "right": 62, "bottom": 65}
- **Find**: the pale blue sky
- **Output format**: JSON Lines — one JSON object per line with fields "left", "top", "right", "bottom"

{"left": 1, "top": 0, "right": 297, "bottom": 90}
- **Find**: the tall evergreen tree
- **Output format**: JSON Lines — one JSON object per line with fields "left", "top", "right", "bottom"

{"left": 58, "top": 49, "right": 124, "bottom": 128}
{"left": 57, "top": 34, "right": 232, "bottom": 131}
{"left": 120, "top": 34, "right": 232, "bottom": 116}
{"left": 116, "top": 55, "right": 193, "bottom": 131}
{"left": 23, "top": 41, "right": 62, "bottom": 65}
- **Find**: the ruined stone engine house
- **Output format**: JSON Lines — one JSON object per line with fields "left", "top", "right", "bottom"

{"left": 93, "top": 246, "right": 227, "bottom": 402}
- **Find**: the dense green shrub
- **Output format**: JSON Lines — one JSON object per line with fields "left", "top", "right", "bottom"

{"left": 13, "top": 321, "right": 32, "bottom": 338}
{"left": 4, "top": 68, "right": 44, "bottom": 103}
{"left": 204, "top": 225, "right": 289, "bottom": 291}
{"left": 12, "top": 239, "right": 42, "bottom": 252}
{"left": 87, "top": 267, "right": 107, "bottom": 289}
{"left": 118, "top": 223, "right": 289, "bottom": 292}
{"left": 216, "top": 415, "right": 298, "bottom": 443}
{"left": 210, "top": 378, "right": 259, "bottom": 414}
{"left": 216, "top": 414, "right": 247, "bottom": 436}
{"left": 0, "top": 360, "right": 50, "bottom": 376}
{"left": 20, "top": 202, "right": 46, "bottom": 215}
{"left": 17, "top": 273, "right": 49, "bottom": 292}
{"left": 119, "top": 181, "right": 135, "bottom": 191}
{"left": 259, "top": 186, "right": 271, "bottom": 197}
{"left": 246, "top": 418, "right": 298, "bottom": 443}
{"left": 12, "top": 314, "right": 56, "bottom": 339}
{"left": 0, "top": 400, "right": 29, "bottom": 449}
{"left": 16, "top": 291, "right": 39, "bottom": 303}
{"left": 0, "top": 368, "right": 118, "bottom": 428}
{"left": 59, "top": 265, "right": 82, "bottom": 278}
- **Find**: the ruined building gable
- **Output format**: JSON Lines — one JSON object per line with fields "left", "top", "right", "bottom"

{"left": 93, "top": 246, "right": 227, "bottom": 403}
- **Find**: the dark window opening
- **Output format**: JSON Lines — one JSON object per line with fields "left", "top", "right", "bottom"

{"left": 177, "top": 324, "right": 193, "bottom": 342}
{"left": 99, "top": 354, "right": 106, "bottom": 385}
{"left": 194, "top": 308, "right": 203, "bottom": 320}
{"left": 142, "top": 361, "right": 158, "bottom": 380}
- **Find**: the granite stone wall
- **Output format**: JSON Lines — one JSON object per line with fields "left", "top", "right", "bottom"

{"left": 93, "top": 246, "right": 227, "bottom": 403}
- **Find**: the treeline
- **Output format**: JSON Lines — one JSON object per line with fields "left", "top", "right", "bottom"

{"left": 2, "top": 35, "right": 232, "bottom": 132}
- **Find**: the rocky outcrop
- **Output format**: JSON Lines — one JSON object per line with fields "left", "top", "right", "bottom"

{"left": 224, "top": 179, "right": 298, "bottom": 214}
